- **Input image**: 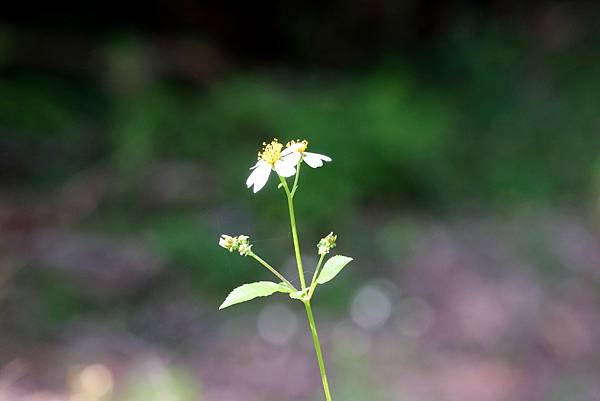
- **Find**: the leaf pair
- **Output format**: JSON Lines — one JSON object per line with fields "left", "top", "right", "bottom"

{"left": 219, "top": 255, "right": 353, "bottom": 309}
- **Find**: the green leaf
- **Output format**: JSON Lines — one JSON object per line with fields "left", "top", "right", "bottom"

{"left": 317, "top": 255, "right": 353, "bottom": 284}
{"left": 219, "top": 281, "right": 292, "bottom": 310}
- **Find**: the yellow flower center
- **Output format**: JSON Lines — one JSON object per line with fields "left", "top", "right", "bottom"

{"left": 258, "top": 139, "right": 283, "bottom": 165}
{"left": 286, "top": 139, "right": 309, "bottom": 153}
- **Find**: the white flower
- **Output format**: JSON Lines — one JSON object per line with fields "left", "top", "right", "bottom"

{"left": 246, "top": 139, "right": 297, "bottom": 193}
{"left": 281, "top": 140, "right": 332, "bottom": 168}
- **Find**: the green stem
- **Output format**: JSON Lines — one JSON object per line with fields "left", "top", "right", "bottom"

{"left": 249, "top": 252, "right": 296, "bottom": 291}
{"left": 308, "top": 253, "right": 325, "bottom": 298}
{"left": 304, "top": 301, "right": 333, "bottom": 401}
{"left": 290, "top": 160, "right": 302, "bottom": 198}
{"left": 279, "top": 176, "right": 306, "bottom": 289}
{"left": 280, "top": 171, "right": 333, "bottom": 400}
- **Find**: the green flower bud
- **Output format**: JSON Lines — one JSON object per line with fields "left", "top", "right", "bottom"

{"left": 317, "top": 232, "right": 337, "bottom": 256}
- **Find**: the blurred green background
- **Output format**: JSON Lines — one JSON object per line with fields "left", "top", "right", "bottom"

{"left": 1, "top": 2, "right": 599, "bottom": 401}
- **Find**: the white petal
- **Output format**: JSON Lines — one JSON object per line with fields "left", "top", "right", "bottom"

{"left": 282, "top": 151, "right": 302, "bottom": 166}
{"left": 274, "top": 159, "right": 297, "bottom": 177}
{"left": 280, "top": 147, "right": 294, "bottom": 157}
{"left": 246, "top": 162, "right": 271, "bottom": 192}
{"left": 281, "top": 143, "right": 304, "bottom": 156}
{"left": 246, "top": 160, "right": 268, "bottom": 185}
{"left": 303, "top": 152, "right": 332, "bottom": 168}
{"left": 308, "top": 152, "right": 332, "bottom": 162}
{"left": 246, "top": 166, "right": 260, "bottom": 187}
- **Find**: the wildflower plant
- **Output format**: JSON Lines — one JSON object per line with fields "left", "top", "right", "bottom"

{"left": 218, "top": 139, "right": 352, "bottom": 401}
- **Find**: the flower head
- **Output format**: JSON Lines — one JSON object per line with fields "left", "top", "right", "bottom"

{"left": 219, "top": 234, "right": 253, "bottom": 256}
{"left": 317, "top": 232, "right": 337, "bottom": 255}
{"left": 259, "top": 139, "right": 284, "bottom": 165}
{"left": 246, "top": 139, "right": 297, "bottom": 193}
{"left": 282, "top": 139, "right": 332, "bottom": 168}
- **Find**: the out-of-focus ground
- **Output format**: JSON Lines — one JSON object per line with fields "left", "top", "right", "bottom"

{"left": 1, "top": 1, "right": 600, "bottom": 400}
{"left": 1, "top": 179, "right": 600, "bottom": 401}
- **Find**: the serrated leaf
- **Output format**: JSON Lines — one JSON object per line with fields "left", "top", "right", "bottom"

{"left": 317, "top": 255, "right": 353, "bottom": 284}
{"left": 219, "top": 281, "right": 292, "bottom": 310}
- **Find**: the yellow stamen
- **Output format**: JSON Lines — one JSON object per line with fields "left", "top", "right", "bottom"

{"left": 258, "top": 139, "right": 284, "bottom": 165}
{"left": 286, "top": 139, "right": 309, "bottom": 153}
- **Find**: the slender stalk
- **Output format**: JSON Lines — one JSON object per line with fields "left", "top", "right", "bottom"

{"left": 278, "top": 176, "right": 306, "bottom": 289}
{"left": 279, "top": 172, "right": 333, "bottom": 400}
{"left": 304, "top": 301, "right": 333, "bottom": 401}
{"left": 308, "top": 253, "right": 326, "bottom": 298}
{"left": 249, "top": 251, "right": 296, "bottom": 291}
{"left": 290, "top": 160, "right": 302, "bottom": 198}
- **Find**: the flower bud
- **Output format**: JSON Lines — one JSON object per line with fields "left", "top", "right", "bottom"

{"left": 219, "top": 234, "right": 253, "bottom": 256}
{"left": 219, "top": 234, "right": 236, "bottom": 252}
{"left": 236, "top": 235, "right": 253, "bottom": 256}
{"left": 317, "top": 232, "right": 337, "bottom": 255}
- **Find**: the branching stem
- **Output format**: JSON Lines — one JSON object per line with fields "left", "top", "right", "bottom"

{"left": 279, "top": 168, "right": 333, "bottom": 401}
